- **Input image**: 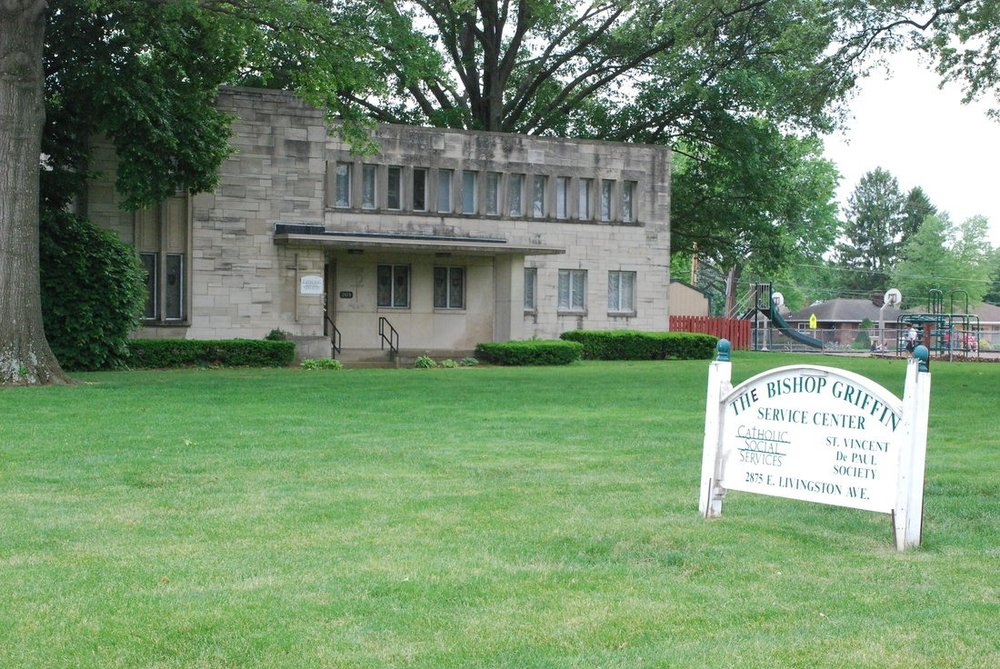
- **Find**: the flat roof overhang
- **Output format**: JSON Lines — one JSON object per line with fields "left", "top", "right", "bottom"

{"left": 273, "top": 226, "right": 565, "bottom": 256}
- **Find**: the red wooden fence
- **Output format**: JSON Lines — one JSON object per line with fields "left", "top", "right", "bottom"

{"left": 670, "top": 316, "right": 751, "bottom": 350}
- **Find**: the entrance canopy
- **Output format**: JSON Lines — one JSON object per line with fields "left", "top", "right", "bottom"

{"left": 273, "top": 224, "right": 564, "bottom": 256}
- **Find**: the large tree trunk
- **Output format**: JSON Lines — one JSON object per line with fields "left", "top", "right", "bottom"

{"left": 0, "top": 0, "right": 68, "bottom": 385}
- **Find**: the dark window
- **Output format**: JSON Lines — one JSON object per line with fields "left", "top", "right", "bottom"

{"left": 413, "top": 169, "right": 427, "bottom": 211}
{"left": 434, "top": 266, "right": 465, "bottom": 309}
{"left": 387, "top": 166, "right": 402, "bottom": 210}
{"left": 377, "top": 265, "right": 410, "bottom": 308}
{"left": 165, "top": 254, "right": 183, "bottom": 320}
{"left": 141, "top": 253, "right": 157, "bottom": 320}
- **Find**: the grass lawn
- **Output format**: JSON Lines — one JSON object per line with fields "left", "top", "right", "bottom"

{"left": 1, "top": 353, "right": 997, "bottom": 668}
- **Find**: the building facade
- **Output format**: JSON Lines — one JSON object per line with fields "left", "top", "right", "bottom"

{"left": 87, "top": 87, "right": 672, "bottom": 359}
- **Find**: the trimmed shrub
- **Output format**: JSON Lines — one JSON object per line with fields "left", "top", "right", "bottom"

{"left": 39, "top": 210, "right": 146, "bottom": 370}
{"left": 559, "top": 330, "right": 717, "bottom": 360}
{"left": 475, "top": 340, "right": 583, "bottom": 365}
{"left": 265, "top": 329, "right": 292, "bottom": 341}
{"left": 127, "top": 339, "right": 295, "bottom": 368}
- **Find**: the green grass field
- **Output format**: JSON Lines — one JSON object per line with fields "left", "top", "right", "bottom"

{"left": 1, "top": 353, "right": 997, "bottom": 668}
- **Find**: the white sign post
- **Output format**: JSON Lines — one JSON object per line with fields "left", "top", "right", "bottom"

{"left": 699, "top": 340, "right": 932, "bottom": 550}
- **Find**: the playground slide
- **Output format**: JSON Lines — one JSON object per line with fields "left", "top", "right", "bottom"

{"left": 768, "top": 301, "right": 823, "bottom": 349}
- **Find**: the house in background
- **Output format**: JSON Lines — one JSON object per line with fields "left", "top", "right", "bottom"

{"left": 85, "top": 87, "right": 672, "bottom": 360}
{"left": 785, "top": 298, "right": 903, "bottom": 348}
{"left": 974, "top": 303, "right": 1000, "bottom": 349}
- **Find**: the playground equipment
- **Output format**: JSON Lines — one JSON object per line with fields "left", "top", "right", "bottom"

{"left": 736, "top": 283, "right": 823, "bottom": 351}
{"left": 895, "top": 289, "right": 982, "bottom": 360}
{"left": 879, "top": 288, "right": 902, "bottom": 353}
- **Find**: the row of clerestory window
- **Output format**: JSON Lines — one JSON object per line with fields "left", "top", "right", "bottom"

{"left": 330, "top": 162, "right": 638, "bottom": 223}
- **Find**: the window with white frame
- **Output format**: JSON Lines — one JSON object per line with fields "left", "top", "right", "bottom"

{"left": 600, "top": 179, "right": 613, "bottom": 221}
{"left": 377, "top": 264, "right": 410, "bottom": 308}
{"left": 558, "top": 269, "right": 587, "bottom": 312}
{"left": 361, "top": 164, "right": 377, "bottom": 209}
{"left": 334, "top": 162, "right": 352, "bottom": 208}
{"left": 437, "top": 169, "right": 454, "bottom": 213}
{"left": 524, "top": 267, "right": 537, "bottom": 311}
{"left": 508, "top": 174, "right": 524, "bottom": 216}
{"left": 462, "top": 170, "right": 477, "bottom": 214}
{"left": 387, "top": 166, "right": 402, "bottom": 210}
{"left": 608, "top": 270, "right": 636, "bottom": 314}
{"left": 434, "top": 266, "right": 465, "bottom": 309}
{"left": 622, "top": 180, "right": 637, "bottom": 223}
{"left": 413, "top": 168, "right": 427, "bottom": 211}
{"left": 486, "top": 172, "right": 501, "bottom": 215}
{"left": 578, "top": 178, "right": 592, "bottom": 220}
{"left": 532, "top": 175, "right": 546, "bottom": 217}
{"left": 555, "top": 177, "right": 569, "bottom": 219}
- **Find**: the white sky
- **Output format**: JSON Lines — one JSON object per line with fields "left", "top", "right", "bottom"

{"left": 823, "top": 50, "right": 1000, "bottom": 247}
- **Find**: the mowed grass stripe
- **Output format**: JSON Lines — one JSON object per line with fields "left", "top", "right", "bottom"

{"left": 0, "top": 355, "right": 996, "bottom": 668}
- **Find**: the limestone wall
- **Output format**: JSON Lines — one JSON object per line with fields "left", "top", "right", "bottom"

{"left": 86, "top": 87, "right": 671, "bottom": 349}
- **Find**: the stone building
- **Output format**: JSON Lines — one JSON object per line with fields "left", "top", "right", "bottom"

{"left": 86, "top": 87, "right": 672, "bottom": 360}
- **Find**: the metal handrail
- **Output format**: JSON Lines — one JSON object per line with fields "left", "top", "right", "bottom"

{"left": 378, "top": 316, "right": 399, "bottom": 357}
{"left": 324, "top": 314, "right": 342, "bottom": 356}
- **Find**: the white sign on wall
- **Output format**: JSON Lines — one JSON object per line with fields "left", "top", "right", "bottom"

{"left": 699, "top": 343, "right": 932, "bottom": 550}
{"left": 299, "top": 275, "right": 324, "bottom": 295}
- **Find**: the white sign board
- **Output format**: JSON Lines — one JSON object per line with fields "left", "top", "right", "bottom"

{"left": 699, "top": 344, "right": 932, "bottom": 550}
{"left": 299, "top": 275, "right": 324, "bottom": 295}
{"left": 721, "top": 365, "right": 901, "bottom": 513}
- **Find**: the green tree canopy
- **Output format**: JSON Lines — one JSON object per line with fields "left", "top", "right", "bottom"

{"left": 43, "top": 0, "right": 390, "bottom": 211}
{"left": 984, "top": 250, "right": 1000, "bottom": 305}
{"left": 890, "top": 213, "right": 993, "bottom": 308}
{"left": 2, "top": 0, "right": 406, "bottom": 384}
{"left": 835, "top": 167, "right": 907, "bottom": 294}
{"left": 901, "top": 186, "right": 938, "bottom": 249}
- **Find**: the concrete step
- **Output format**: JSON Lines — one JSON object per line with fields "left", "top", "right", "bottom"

{"left": 335, "top": 348, "right": 397, "bottom": 368}
{"left": 335, "top": 348, "right": 478, "bottom": 369}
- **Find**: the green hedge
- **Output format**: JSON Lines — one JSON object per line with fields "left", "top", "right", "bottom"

{"left": 474, "top": 340, "right": 583, "bottom": 366}
{"left": 127, "top": 339, "right": 296, "bottom": 368}
{"left": 559, "top": 330, "right": 718, "bottom": 360}
{"left": 40, "top": 210, "right": 146, "bottom": 370}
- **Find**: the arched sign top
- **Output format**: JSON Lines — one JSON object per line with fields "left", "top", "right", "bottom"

{"left": 723, "top": 364, "right": 902, "bottom": 426}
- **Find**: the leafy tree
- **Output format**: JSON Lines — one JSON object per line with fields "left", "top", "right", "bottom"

{"left": 900, "top": 186, "right": 937, "bottom": 249}
{"left": 952, "top": 215, "right": 994, "bottom": 272}
{"left": 890, "top": 214, "right": 955, "bottom": 309}
{"left": 772, "top": 261, "right": 843, "bottom": 311}
{"left": 911, "top": 0, "right": 1000, "bottom": 116}
{"left": 1, "top": 0, "right": 394, "bottom": 385}
{"left": 354, "top": 1, "right": 857, "bottom": 134}
{"left": 674, "top": 126, "right": 840, "bottom": 314}
{"left": 835, "top": 168, "right": 907, "bottom": 295}
{"left": 984, "top": 251, "right": 1000, "bottom": 305}
{"left": 890, "top": 214, "right": 992, "bottom": 308}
